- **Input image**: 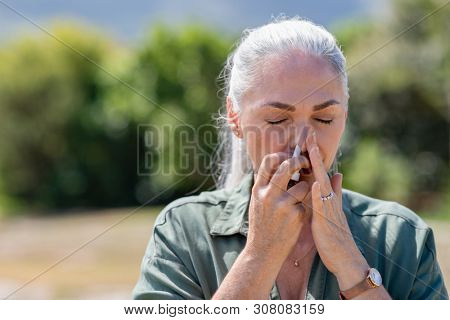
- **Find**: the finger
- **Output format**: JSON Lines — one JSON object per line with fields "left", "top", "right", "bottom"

{"left": 255, "top": 152, "right": 290, "bottom": 187}
{"left": 284, "top": 180, "right": 309, "bottom": 204}
{"left": 270, "top": 155, "right": 311, "bottom": 192}
{"left": 306, "top": 130, "right": 333, "bottom": 196}
{"left": 311, "top": 181, "right": 324, "bottom": 218}
{"left": 330, "top": 172, "right": 343, "bottom": 200}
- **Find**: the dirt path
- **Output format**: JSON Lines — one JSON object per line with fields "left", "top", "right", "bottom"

{"left": 0, "top": 208, "right": 159, "bottom": 299}
{"left": 0, "top": 209, "right": 448, "bottom": 299}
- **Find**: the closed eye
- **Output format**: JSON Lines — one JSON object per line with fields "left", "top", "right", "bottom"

{"left": 266, "top": 119, "right": 287, "bottom": 125}
{"left": 315, "top": 119, "right": 333, "bottom": 125}
{"left": 267, "top": 118, "right": 333, "bottom": 125}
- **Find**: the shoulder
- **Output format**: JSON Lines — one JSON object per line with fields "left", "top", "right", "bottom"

{"left": 342, "top": 188, "right": 429, "bottom": 231}
{"left": 141, "top": 188, "right": 233, "bottom": 265}
{"left": 342, "top": 188, "right": 441, "bottom": 297}
{"left": 342, "top": 188, "right": 434, "bottom": 267}
{"left": 163, "top": 188, "right": 230, "bottom": 212}
{"left": 342, "top": 188, "right": 448, "bottom": 299}
{"left": 152, "top": 188, "right": 232, "bottom": 234}
{"left": 342, "top": 187, "right": 431, "bottom": 257}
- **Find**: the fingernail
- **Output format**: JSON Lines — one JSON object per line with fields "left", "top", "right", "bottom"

{"left": 312, "top": 131, "right": 317, "bottom": 143}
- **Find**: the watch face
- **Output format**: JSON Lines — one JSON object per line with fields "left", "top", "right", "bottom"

{"left": 369, "top": 268, "right": 382, "bottom": 286}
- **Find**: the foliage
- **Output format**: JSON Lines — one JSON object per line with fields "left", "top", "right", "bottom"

{"left": 0, "top": 23, "right": 139, "bottom": 212}
{"left": 336, "top": 0, "right": 449, "bottom": 215}
{"left": 0, "top": 0, "right": 448, "bottom": 218}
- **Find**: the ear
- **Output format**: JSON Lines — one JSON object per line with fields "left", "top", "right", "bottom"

{"left": 226, "top": 96, "right": 242, "bottom": 138}
{"left": 226, "top": 96, "right": 238, "bottom": 123}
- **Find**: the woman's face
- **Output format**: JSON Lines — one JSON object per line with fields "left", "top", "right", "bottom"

{"left": 236, "top": 50, "right": 348, "bottom": 185}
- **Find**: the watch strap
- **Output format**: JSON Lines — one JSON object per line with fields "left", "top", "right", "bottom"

{"left": 339, "top": 269, "right": 377, "bottom": 300}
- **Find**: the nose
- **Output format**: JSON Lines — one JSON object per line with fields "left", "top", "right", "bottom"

{"left": 291, "top": 126, "right": 311, "bottom": 155}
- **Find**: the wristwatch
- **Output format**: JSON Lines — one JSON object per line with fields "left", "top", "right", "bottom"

{"left": 339, "top": 267, "right": 382, "bottom": 300}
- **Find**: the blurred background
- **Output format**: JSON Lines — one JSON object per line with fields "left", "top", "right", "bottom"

{"left": 0, "top": 0, "right": 448, "bottom": 299}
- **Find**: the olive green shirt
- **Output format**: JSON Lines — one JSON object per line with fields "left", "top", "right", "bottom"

{"left": 132, "top": 173, "right": 448, "bottom": 300}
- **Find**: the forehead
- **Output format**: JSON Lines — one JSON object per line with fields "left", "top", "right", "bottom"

{"left": 243, "top": 50, "right": 345, "bottom": 109}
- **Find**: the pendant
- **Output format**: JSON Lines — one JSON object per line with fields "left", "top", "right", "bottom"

{"left": 294, "top": 260, "right": 299, "bottom": 267}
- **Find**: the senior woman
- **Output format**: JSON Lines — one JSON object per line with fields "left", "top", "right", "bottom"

{"left": 132, "top": 17, "right": 448, "bottom": 300}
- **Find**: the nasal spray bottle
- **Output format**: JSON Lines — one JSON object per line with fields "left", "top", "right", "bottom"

{"left": 287, "top": 144, "right": 302, "bottom": 189}
{"left": 286, "top": 141, "right": 339, "bottom": 189}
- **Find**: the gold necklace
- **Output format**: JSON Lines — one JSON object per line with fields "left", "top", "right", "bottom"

{"left": 287, "top": 244, "right": 316, "bottom": 267}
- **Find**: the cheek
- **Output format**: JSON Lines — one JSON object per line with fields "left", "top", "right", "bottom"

{"left": 317, "top": 122, "right": 345, "bottom": 168}
{"left": 243, "top": 126, "right": 289, "bottom": 166}
{"left": 262, "top": 127, "right": 289, "bottom": 153}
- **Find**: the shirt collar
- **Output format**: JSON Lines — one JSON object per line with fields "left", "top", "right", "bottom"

{"left": 209, "top": 172, "right": 254, "bottom": 237}
{"left": 209, "top": 171, "right": 367, "bottom": 258}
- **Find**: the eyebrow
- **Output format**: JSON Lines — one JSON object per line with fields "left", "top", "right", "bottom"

{"left": 260, "top": 99, "right": 340, "bottom": 112}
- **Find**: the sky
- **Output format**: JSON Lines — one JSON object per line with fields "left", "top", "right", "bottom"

{"left": 0, "top": 0, "right": 390, "bottom": 43}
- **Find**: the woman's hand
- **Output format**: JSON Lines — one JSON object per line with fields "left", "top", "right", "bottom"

{"left": 245, "top": 152, "right": 312, "bottom": 264}
{"left": 214, "top": 152, "right": 313, "bottom": 300}
{"left": 305, "top": 129, "right": 370, "bottom": 290}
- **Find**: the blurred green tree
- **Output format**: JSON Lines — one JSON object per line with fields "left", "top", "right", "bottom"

{"left": 108, "top": 24, "right": 232, "bottom": 204}
{"left": 0, "top": 23, "right": 141, "bottom": 212}
{"left": 336, "top": 0, "right": 449, "bottom": 216}
{"left": 0, "top": 22, "right": 233, "bottom": 214}
{"left": 0, "top": 0, "right": 447, "bottom": 218}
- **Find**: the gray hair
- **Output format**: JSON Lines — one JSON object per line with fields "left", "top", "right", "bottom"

{"left": 213, "top": 16, "right": 348, "bottom": 189}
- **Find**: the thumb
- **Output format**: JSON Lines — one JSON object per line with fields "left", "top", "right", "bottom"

{"left": 331, "top": 172, "right": 343, "bottom": 199}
